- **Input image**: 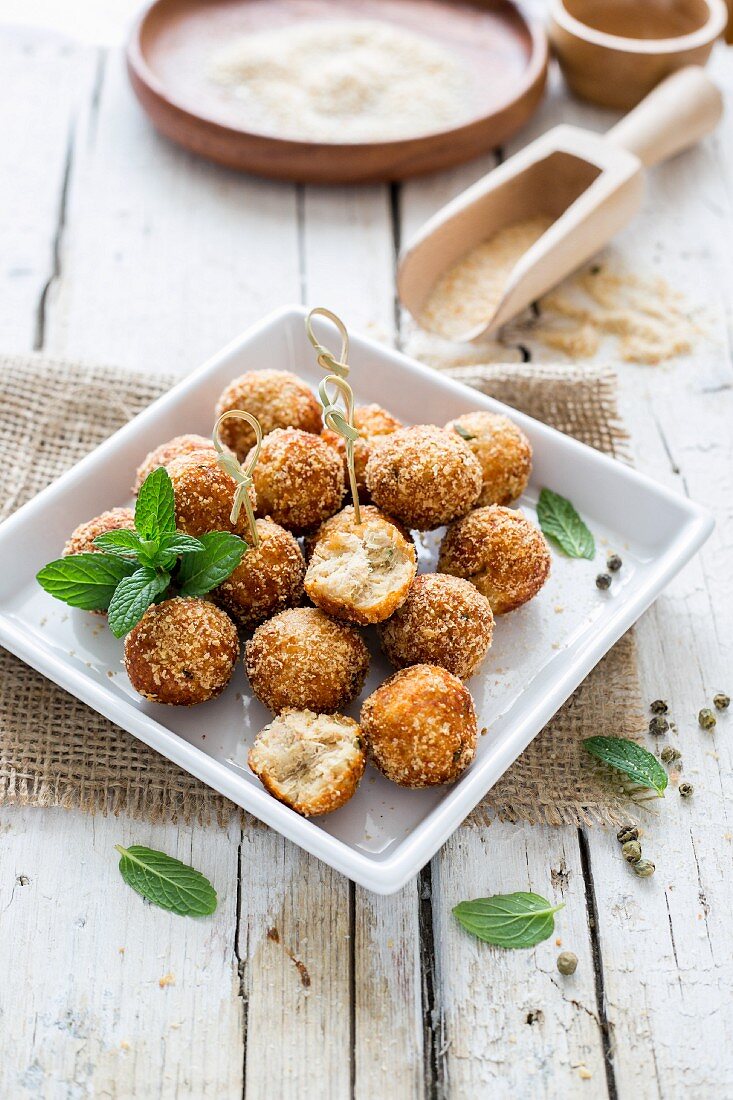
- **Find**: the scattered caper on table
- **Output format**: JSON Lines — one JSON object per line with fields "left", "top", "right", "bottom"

{"left": 699, "top": 708, "right": 717, "bottom": 731}
{"left": 557, "top": 951, "right": 578, "bottom": 976}
{"left": 596, "top": 573, "right": 612, "bottom": 591}
{"left": 660, "top": 745, "right": 681, "bottom": 764}
{"left": 633, "top": 859, "right": 655, "bottom": 878}
{"left": 679, "top": 782, "right": 694, "bottom": 799}
{"left": 622, "top": 840, "right": 642, "bottom": 864}
{"left": 713, "top": 693, "right": 730, "bottom": 711}
{"left": 650, "top": 699, "right": 668, "bottom": 715}
{"left": 649, "top": 716, "right": 669, "bottom": 736}
{"left": 617, "top": 824, "right": 639, "bottom": 844}
{"left": 607, "top": 554, "right": 623, "bottom": 572}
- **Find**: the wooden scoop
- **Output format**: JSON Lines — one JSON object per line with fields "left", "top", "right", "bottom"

{"left": 397, "top": 66, "right": 722, "bottom": 341}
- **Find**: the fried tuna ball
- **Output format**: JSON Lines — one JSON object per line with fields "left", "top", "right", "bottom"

{"left": 124, "top": 597, "right": 238, "bottom": 706}
{"left": 248, "top": 709, "right": 365, "bottom": 816}
{"left": 445, "top": 412, "right": 532, "bottom": 507}
{"left": 438, "top": 504, "right": 551, "bottom": 615}
{"left": 215, "top": 369, "right": 323, "bottom": 459}
{"left": 133, "top": 434, "right": 214, "bottom": 494}
{"left": 378, "top": 573, "right": 494, "bottom": 680}
{"left": 305, "top": 513, "right": 416, "bottom": 625}
{"left": 213, "top": 518, "right": 305, "bottom": 630}
{"left": 63, "top": 507, "right": 136, "bottom": 556}
{"left": 249, "top": 427, "right": 344, "bottom": 534}
{"left": 245, "top": 607, "right": 369, "bottom": 714}
{"left": 303, "top": 504, "right": 412, "bottom": 561}
{"left": 361, "top": 664, "right": 477, "bottom": 788}
{"left": 322, "top": 403, "right": 403, "bottom": 502}
{"left": 167, "top": 450, "right": 255, "bottom": 538}
{"left": 365, "top": 425, "right": 482, "bottom": 531}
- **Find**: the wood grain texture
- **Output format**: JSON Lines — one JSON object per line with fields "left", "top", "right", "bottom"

{"left": 1, "top": 5, "right": 733, "bottom": 1096}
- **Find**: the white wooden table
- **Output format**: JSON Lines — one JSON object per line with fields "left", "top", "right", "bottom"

{"left": 1, "top": 5, "right": 732, "bottom": 1097}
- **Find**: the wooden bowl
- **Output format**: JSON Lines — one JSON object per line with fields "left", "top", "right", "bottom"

{"left": 548, "top": 0, "right": 727, "bottom": 109}
{"left": 126, "top": 0, "right": 548, "bottom": 184}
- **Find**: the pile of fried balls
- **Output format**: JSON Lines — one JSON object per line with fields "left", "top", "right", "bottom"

{"left": 64, "top": 368, "right": 550, "bottom": 817}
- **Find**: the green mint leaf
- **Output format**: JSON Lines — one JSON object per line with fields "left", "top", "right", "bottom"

{"left": 93, "top": 530, "right": 144, "bottom": 559}
{"left": 107, "top": 566, "right": 170, "bottom": 638}
{"left": 115, "top": 845, "right": 217, "bottom": 916}
{"left": 536, "top": 488, "right": 595, "bottom": 560}
{"left": 583, "top": 736, "right": 668, "bottom": 796}
{"left": 177, "top": 532, "right": 246, "bottom": 597}
{"left": 36, "top": 553, "right": 137, "bottom": 611}
{"left": 158, "top": 533, "right": 205, "bottom": 557}
{"left": 135, "top": 466, "right": 176, "bottom": 544}
{"left": 453, "top": 423, "right": 476, "bottom": 442}
{"left": 453, "top": 892, "right": 564, "bottom": 949}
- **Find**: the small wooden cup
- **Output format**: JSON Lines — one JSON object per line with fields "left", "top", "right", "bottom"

{"left": 548, "top": 0, "right": 727, "bottom": 109}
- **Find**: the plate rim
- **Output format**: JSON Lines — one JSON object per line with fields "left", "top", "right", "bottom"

{"left": 0, "top": 305, "right": 714, "bottom": 893}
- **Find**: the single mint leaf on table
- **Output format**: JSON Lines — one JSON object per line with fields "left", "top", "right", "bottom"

{"left": 107, "top": 566, "right": 171, "bottom": 638}
{"left": 135, "top": 466, "right": 176, "bottom": 544}
{"left": 583, "top": 736, "right": 668, "bottom": 797}
{"left": 115, "top": 844, "right": 217, "bottom": 916}
{"left": 36, "top": 553, "right": 137, "bottom": 611}
{"left": 177, "top": 531, "right": 247, "bottom": 597}
{"left": 537, "top": 488, "right": 595, "bottom": 560}
{"left": 157, "top": 532, "right": 205, "bottom": 557}
{"left": 93, "top": 530, "right": 144, "bottom": 558}
{"left": 453, "top": 892, "right": 564, "bottom": 949}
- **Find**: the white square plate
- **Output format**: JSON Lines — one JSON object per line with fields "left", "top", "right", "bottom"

{"left": 0, "top": 307, "right": 712, "bottom": 893}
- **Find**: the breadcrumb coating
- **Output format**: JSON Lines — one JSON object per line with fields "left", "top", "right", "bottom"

{"left": 322, "top": 403, "right": 403, "bottom": 502}
{"left": 378, "top": 573, "right": 493, "bottom": 679}
{"left": 124, "top": 597, "right": 239, "bottom": 706}
{"left": 167, "top": 450, "right": 255, "bottom": 538}
{"left": 245, "top": 607, "right": 369, "bottom": 714}
{"left": 213, "top": 518, "right": 305, "bottom": 630}
{"left": 438, "top": 505, "right": 550, "bottom": 614}
{"left": 133, "top": 434, "right": 214, "bottom": 494}
{"left": 248, "top": 709, "right": 365, "bottom": 816}
{"left": 249, "top": 427, "right": 344, "bottom": 534}
{"left": 63, "top": 508, "right": 136, "bottom": 556}
{"left": 361, "top": 664, "right": 477, "bottom": 788}
{"left": 445, "top": 412, "right": 532, "bottom": 507}
{"left": 303, "top": 504, "right": 412, "bottom": 560}
{"left": 215, "top": 369, "right": 323, "bottom": 459}
{"left": 365, "top": 425, "right": 482, "bottom": 531}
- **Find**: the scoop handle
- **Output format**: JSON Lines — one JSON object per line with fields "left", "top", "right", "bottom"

{"left": 608, "top": 67, "right": 722, "bottom": 168}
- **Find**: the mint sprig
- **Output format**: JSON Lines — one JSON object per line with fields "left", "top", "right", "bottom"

{"left": 453, "top": 892, "right": 564, "bottom": 949}
{"left": 115, "top": 844, "right": 217, "bottom": 916}
{"left": 36, "top": 466, "right": 247, "bottom": 635}
{"left": 537, "top": 488, "right": 595, "bottom": 560}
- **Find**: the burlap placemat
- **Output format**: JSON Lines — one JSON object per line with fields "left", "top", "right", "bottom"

{"left": 0, "top": 353, "right": 644, "bottom": 828}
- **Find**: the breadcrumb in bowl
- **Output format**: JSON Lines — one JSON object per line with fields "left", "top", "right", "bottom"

{"left": 249, "top": 427, "right": 344, "bottom": 534}
{"left": 133, "top": 434, "right": 214, "bottom": 494}
{"left": 248, "top": 709, "right": 365, "bottom": 817}
{"left": 439, "top": 504, "right": 551, "bottom": 615}
{"left": 167, "top": 450, "right": 255, "bottom": 538}
{"left": 445, "top": 412, "right": 532, "bottom": 507}
{"left": 361, "top": 664, "right": 477, "bottom": 788}
{"left": 215, "top": 369, "right": 322, "bottom": 460}
{"left": 63, "top": 507, "right": 136, "bottom": 556}
{"left": 305, "top": 515, "right": 416, "bottom": 625}
{"left": 321, "top": 403, "right": 403, "bottom": 502}
{"left": 365, "top": 425, "right": 482, "bottom": 531}
{"left": 213, "top": 518, "right": 305, "bottom": 631}
{"left": 245, "top": 607, "right": 369, "bottom": 714}
{"left": 124, "top": 597, "right": 239, "bottom": 706}
{"left": 378, "top": 573, "right": 493, "bottom": 680}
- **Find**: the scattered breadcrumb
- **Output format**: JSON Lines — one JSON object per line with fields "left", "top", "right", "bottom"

{"left": 158, "top": 972, "right": 176, "bottom": 988}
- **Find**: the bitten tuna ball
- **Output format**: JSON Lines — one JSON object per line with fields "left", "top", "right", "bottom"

{"left": 445, "top": 412, "right": 532, "bottom": 507}
{"left": 303, "top": 504, "right": 412, "bottom": 561}
{"left": 124, "top": 597, "right": 238, "bottom": 706}
{"left": 63, "top": 507, "right": 136, "bottom": 556}
{"left": 133, "top": 434, "right": 214, "bottom": 494}
{"left": 249, "top": 428, "right": 344, "bottom": 534}
{"left": 438, "top": 505, "right": 551, "bottom": 615}
{"left": 213, "top": 518, "right": 305, "bottom": 630}
{"left": 167, "top": 451, "right": 255, "bottom": 538}
{"left": 305, "top": 513, "right": 416, "bottom": 625}
{"left": 361, "top": 664, "right": 477, "bottom": 788}
{"left": 215, "top": 369, "right": 323, "bottom": 459}
{"left": 248, "top": 710, "right": 365, "bottom": 816}
{"left": 365, "top": 425, "right": 482, "bottom": 531}
{"left": 378, "top": 573, "right": 494, "bottom": 680}
{"left": 322, "top": 403, "right": 403, "bottom": 502}
{"left": 245, "top": 607, "right": 369, "bottom": 714}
